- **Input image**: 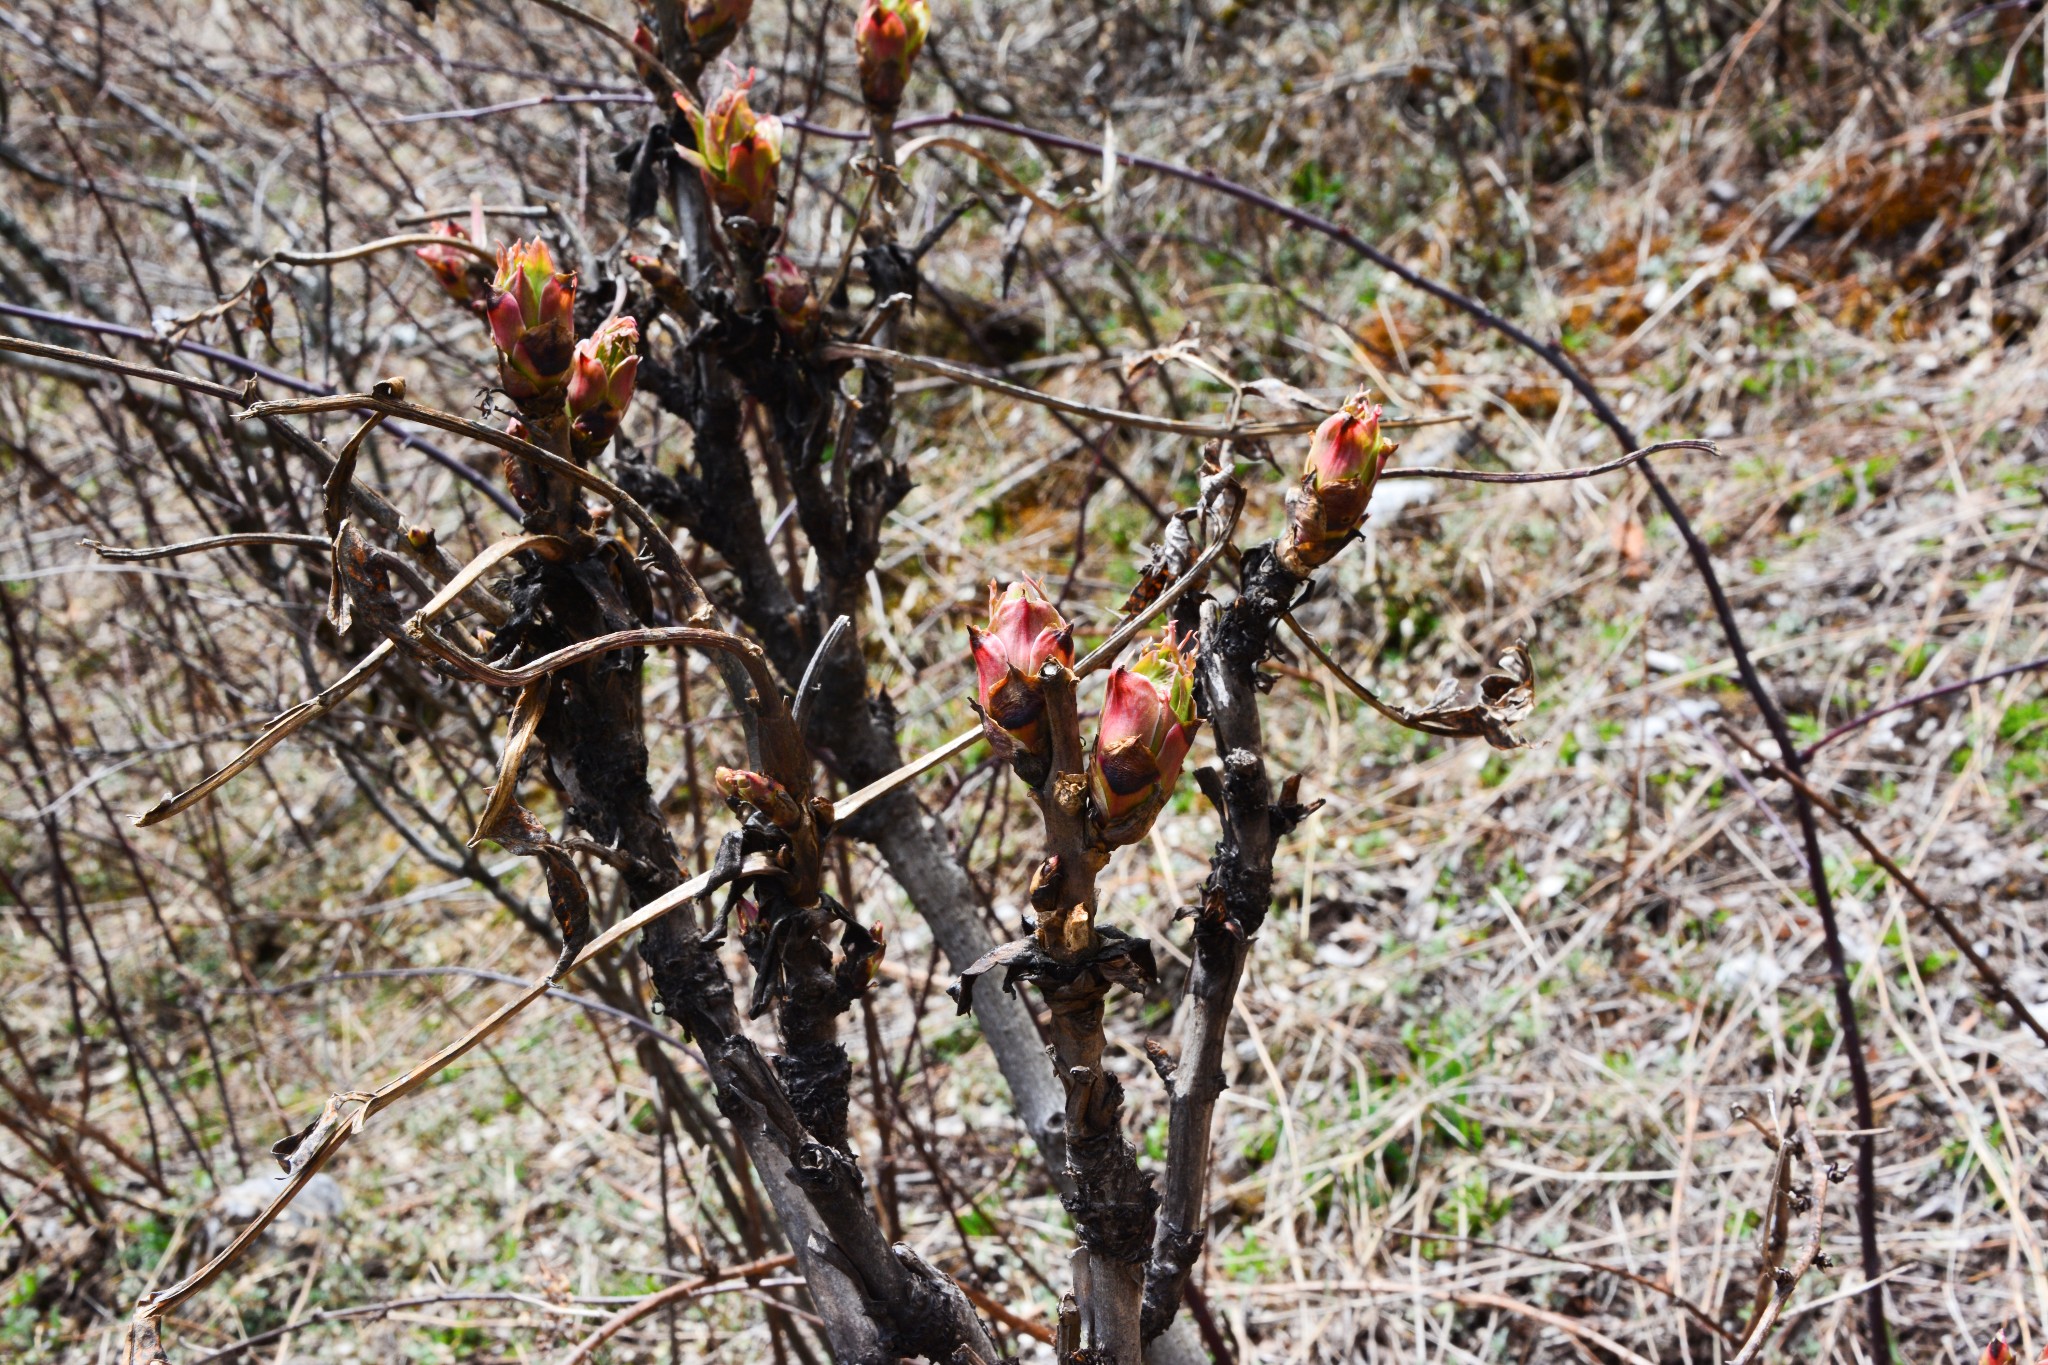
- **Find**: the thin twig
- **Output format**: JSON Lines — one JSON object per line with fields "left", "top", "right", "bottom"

{"left": 1378, "top": 438, "right": 1720, "bottom": 484}
{"left": 1799, "top": 653, "right": 2048, "bottom": 759}
{"left": 554, "top": 1254, "right": 799, "bottom": 1365}
{"left": 1725, "top": 727, "right": 2048, "bottom": 1048}
{"left": 392, "top": 203, "right": 556, "bottom": 224}
{"left": 1728, "top": 1108, "right": 1833, "bottom": 1365}
{"left": 818, "top": 341, "right": 1468, "bottom": 440}
{"left": 0, "top": 316, "right": 521, "bottom": 516}
{"left": 83, "top": 533, "right": 332, "bottom": 562}
{"left": 1281, "top": 614, "right": 1485, "bottom": 740}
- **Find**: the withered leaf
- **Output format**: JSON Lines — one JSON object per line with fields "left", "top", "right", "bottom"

{"left": 248, "top": 274, "right": 274, "bottom": 341}
{"left": 1401, "top": 641, "right": 1535, "bottom": 751}
{"left": 1244, "top": 376, "right": 1323, "bottom": 411}
{"left": 1118, "top": 508, "right": 1198, "bottom": 617}
{"left": 949, "top": 928, "right": 1158, "bottom": 1015}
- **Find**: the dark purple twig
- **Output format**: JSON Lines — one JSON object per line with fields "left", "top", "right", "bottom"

{"left": 1801, "top": 655, "right": 2048, "bottom": 760}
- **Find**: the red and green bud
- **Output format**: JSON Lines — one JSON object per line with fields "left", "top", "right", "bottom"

{"left": 415, "top": 220, "right": 488, "bottom": 306}
{"left": 487, "top": 239, "right": 578, "bottom": 402}
{"left": 715, "top": 765, "right": 803, "bottom": 830}
{"left": 675, "top": 74, "right": 783, "bottom": 230}
{"left": 685, "top": 0, "right": 754, "bottom": 56}
{"left": 1089, "top": 627, "right": 1198, "bottom": 842}
{"left": 567, "top": 315, "right": 639, "bottom": 449}
{"left": 854, "top": 0, "right": 929, "bottom": 115}
{"left": 760, "top": 254, "right": 817, "bottom": 335}
{"left": 1982, "top": 1337, "right": 2015, "bottom": 1365}
{"left": 969, "top": 578, "right": 1073, "bottom": 767}
{"left": 1279, "top": 389, "right": 1395, "bottom": 575}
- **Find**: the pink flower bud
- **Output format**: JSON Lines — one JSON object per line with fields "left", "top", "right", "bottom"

{"left": 760, "top": 254, "right": 817, "bottom": 335}
{"left": 968, "top": 578, "right": 1073, "bottom": 765}
{"left": 855, "top": 0, "right": 928, "bottom": 114}
{"left": 488, "top": 239, "right": 578, "bottom": 400}
{"left": 675, "top": 71, "right": 783, "bottom": 230}
{"left": 567, "top": 316, "right": 640, "bottom": 448}
{"left": 1089, "top": 628, "right": 1198, "bottom": 838}
{"left": 686, "top": 0, "right": 754, "bottom": 53}
{"left": 1280, "top": 388, "right": 1395, "bottom": 575}
{"left": 1306, "top": 390, "right": 1386, "bottom": 490}
{"left": 715, "top": 765, "right": 803, "bottom": 830}
{"left": 414, "top": 221, "right": 484, "bottom": 305}
{"left": 1983, "top": 1337, "right": 2015, "bottom": 1365}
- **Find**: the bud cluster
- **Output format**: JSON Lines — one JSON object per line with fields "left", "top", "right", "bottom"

{"left": 487, "top": 238, "right": 579, "bottom": 404}
{"left": 970, "top": 582, "right": 1199, "bottom": 848}
{"left": 567, "top": 316, "right": 640, "bottom": 458}
{"left": 675, "top": 73, "right": 783, "bottom": 234}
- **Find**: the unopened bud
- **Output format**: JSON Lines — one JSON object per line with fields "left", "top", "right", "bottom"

{"left": 414, "top": 221, "right": 490, "bottom": 308}
{"left": 1089, "top": 626, "right": 1199, "bottom": 845}
{"left": 760, "top": 254, "right": 817, "bottom": 335}
{"left": 674, "top": 70, "right": 783, "bottom": 232}
{"left": 968, "top": 578, "right": 1072, "bottom": 776}
{"left": 566, "top": 315, "right": 640, "bottom": 455}
{"left": 487, "top": 239, "right": 578, "bottom": 402}
{"left": 1278, "top": 389, "right": 1393, "bottom": 576}
{"left": 855, "top": 0, "right": 928, "bottom": 115}
{"left": 630, "top": 21, "right": 660, "bottom": 85}
{"left": 685, "top": 0, "right": 754, "bottom": 57}
{"left": 714, "top": 766, "right": 803, "bottom": 830}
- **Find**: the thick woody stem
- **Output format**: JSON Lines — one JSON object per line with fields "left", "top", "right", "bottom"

{"left": 643, "top": 928, "right": 997, "bottom": 1365}
{"left": 1142, "top": 545, "right": 1302, "bottom": 1342}
{"left": 1031, "top": 664, "right": 1154, "bottom": 1364}
{"left": 632, "top": 244, "right": 1072, "bottom": 1175}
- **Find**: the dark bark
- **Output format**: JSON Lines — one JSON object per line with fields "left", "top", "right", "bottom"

{"left": 641, "top": 905, "right": 998, "bottom": 1364}
{"left": 1143, "top": 542, "right": 1314, "bottom": 1344}
{"left": 634, "top": 308, "right": 1072, "bottom": 1178}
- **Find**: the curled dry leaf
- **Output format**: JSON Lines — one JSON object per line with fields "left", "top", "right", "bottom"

{"left": 1243, "top": 376, "right": 1324, "bottom": 411}
{"left": 1118, "top": 508, "right": 1198, "bottom": 618}
{"left": 1406, "top": 641, "right": 1534, "bottom": 750}
{"left": 948, "top": 927, "right": 1157, "bottom": 1015}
